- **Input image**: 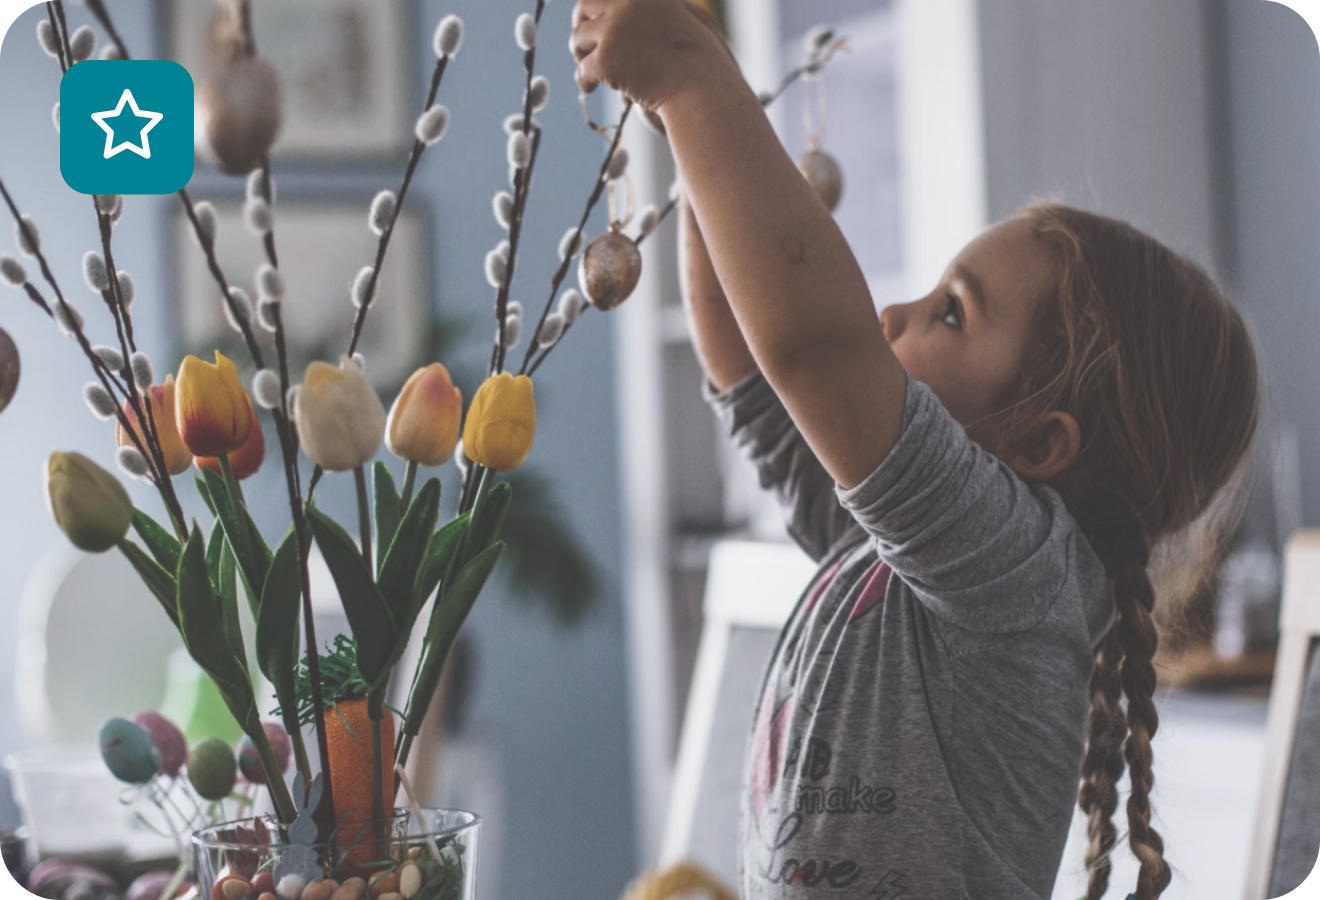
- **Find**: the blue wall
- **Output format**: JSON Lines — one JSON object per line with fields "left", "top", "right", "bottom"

{"left": 0, "top": 2, "right": 638, "bottom": 897}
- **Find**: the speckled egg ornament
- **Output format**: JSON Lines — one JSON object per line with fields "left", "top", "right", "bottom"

{"left": 239, "top": 722, "right": 291, "bottom": 784}
{"left": 197, "top": 55, "right": 284, "bottom": 174}
{"left": 797, "top": 149, "right": 843, "bottom": 212}
{"left": 578, "top": 231, "right": 642, "bottom": 310}
{"left": 188, "top": 737, "right": 237, "bottom": 801}
{"left": 99, "top": 717, "right": 161, "bottom": 784}
{"left": 0, "top": 327, "right": 18, "bottom": 414}
{"left": 132, "top": 710, "right": 188, "bottom": 777}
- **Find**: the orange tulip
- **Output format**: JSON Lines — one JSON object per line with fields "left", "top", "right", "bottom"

{"left": 386, "top": 363, "right": 463, "bottom": 467}
{"left": 462, "top": 372, "right": 536, "bottom": 472}
{"left": 175, "top": 352, "right": 253, "bottom": 457}
{"left": 115, "top": 375, "right": 193, "bottom": 476}
{"left": 195, "top": 403, "right": 265, "bottom": 480}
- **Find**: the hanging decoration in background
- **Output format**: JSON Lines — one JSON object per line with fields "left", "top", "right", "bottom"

{"left": 194, "top": 9, "right": 283, "bottom": 174}
{"left": 0, "top": 326, "right": 19, "bottom": 414}
{"left": 578, "top": 147, "right": 642, "bottom": 311}
{"left": 796, "top": 27, "right": 844, "bottom": 213}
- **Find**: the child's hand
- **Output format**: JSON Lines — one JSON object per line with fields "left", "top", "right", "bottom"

{"left": 570, "top": 0, "right": 740, "bottom": 113}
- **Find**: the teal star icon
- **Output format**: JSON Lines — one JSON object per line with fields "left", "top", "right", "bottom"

{"left": 61, "top": 60, "right": 193, "bottom": 194}
{"left": 90, "top": 88, "right": 164, "bottom": 160}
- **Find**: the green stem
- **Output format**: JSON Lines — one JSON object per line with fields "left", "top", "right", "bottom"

{"left": 279, "top": 700, "right": 312, "bottom": 786}
{"left": 218, "top": 453, "right": 245, "bottom": 508}
{"left": 354, "top": 465, "right": 373, "bottom": 569}
{"left": 400, "top": 461, "right": 419, "bottom": 512}
{"left": 247, "top": 717, "right": 297, "bottom": 823}
{"left": 371, "top": 712, "right": 387, "bottom": 833}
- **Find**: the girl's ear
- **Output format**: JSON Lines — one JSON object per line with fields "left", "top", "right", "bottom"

{"left": 1006, "top": 411, "right": 1081, "bottom": 482}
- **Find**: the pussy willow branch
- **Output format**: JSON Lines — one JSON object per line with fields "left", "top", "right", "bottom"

{"left": 345, "top": 56, "right": 452, "bottom": 361}
{"left": 306, "top": 51, "right": 454, "bottom": 501}
{"left": 0, "top": 178, "right": 188, "bottom": 535}
{"left": 632, "top": 52, "right": 844, "bottom": 247}
{"left": 82, "top": 0, "right": 129, "bottom": 61}
{"left": 489, "top": 0, "right": 547, "bottom": 376}
{"left": 44, "top": 2, "right": 177, "bottom": 512}
{"left": 43, "top": 4, "right": 67, "bottom": 71}
{"left": 96, "top": 208, "right": 176, "bottom": 511}
{"left": 220, "top": 0, "right": 326, "bottom": 802}
{"left": 487, "top": 126, "right": 542, "bottom": 379}
{"left": 518, "top": 100, "right": 634, "bottom": 376}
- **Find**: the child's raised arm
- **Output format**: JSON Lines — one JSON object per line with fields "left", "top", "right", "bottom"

{"left": 679, "top": 198, "right": 759, "bottom": 391}
{"left": 573, "top": 0, "right": 907, "bottom": 489}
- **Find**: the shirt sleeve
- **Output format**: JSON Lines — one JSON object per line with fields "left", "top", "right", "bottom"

{"left": 836, "top": 376, "right": 1077, "bottom": 634}
{"left": 705, "top": 372, "right": 859, "bottom": 562}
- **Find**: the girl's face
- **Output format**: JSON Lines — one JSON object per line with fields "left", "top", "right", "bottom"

{"left": 880, "top": 217, "right": 1058, "bottom": 452}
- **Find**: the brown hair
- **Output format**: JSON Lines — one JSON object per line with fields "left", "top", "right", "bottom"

{"left": 999, "top": 203, "right": 1260, "bottom": 899}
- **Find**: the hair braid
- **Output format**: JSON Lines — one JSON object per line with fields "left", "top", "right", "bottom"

{"left": 1114, "top": 536, "right": 1172, "bottom": 899}
{"left": 1079, "top": 626, "right": 1127, "bottom": 900}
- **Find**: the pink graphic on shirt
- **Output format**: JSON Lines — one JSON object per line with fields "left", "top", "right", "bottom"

{"left": 750, "top": 694, "right": 796, "bottom": 827}
{"left": 847, "top": 560, "right": 893, "bottom": 623}
{"left": 804, "top": 559, "right": 844, "bottom": 613}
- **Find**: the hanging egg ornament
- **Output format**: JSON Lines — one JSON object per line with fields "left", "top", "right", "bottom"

{"left": 0, "top": 327, "right": 18, "bottom": 414}
{"left": 578, "top": 231, "right": 643, "bottom": 311}
{"left": 798, "top": 149, "right": 843, "bottom": 212}
{"left": 196, "top": 54, "right": 284, "bottom": 174}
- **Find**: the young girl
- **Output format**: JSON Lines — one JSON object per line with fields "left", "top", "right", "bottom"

{"left": 571, "top": 3, "right": 1260, "bottom": 898}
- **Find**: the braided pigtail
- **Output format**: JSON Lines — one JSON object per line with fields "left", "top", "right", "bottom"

{"left": 1114, "top": 538, "right": 1172, "bottom": 898}
{"left": 1078, "top": 626, "right": 1127, "bottom": 900}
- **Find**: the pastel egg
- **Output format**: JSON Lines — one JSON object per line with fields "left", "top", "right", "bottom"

{"left": 99, "top": 717, "right": 161, "bottom": 784}
{"left": 188, "top": 738, "right": 237, "bottom": 801}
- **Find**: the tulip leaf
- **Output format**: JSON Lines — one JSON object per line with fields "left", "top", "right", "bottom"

{"left": 373, "top": 462, "right": 402, "bottom": 577}
{"left": 214, "top": 528, "right": 247, "bottom": 667}
{"left": 379, "top": 478, "right": 440, "bottom": 621}
{"left": 306, "top": 505, "right": 396, "bottom": 686}
{"left": 469, "top": 480, "right": 513, "bottom": 555}
{"left": 205, "top": 520, "right": 226, "bottom": 597}
{"left": 116, "top": 539, "right": 179, "bottom": 630}
{"left": 195, "top": 476, "right": 217, "bottom": 517}
{"left": 404, "top": 540, "right": 504, "bottom": 739}
{"left": 202, "top": 467, "right": 271, "bottom": 617}
{"left": 414, "top": 513, "right": 469, "bottom": 613}
{"left": 131, "top": 509, "right": 181, "bottom": 575}
{"left": 257, "top": 528, "right": 302, "bottom": 732}
{"left": 175, "top": 526, "right": 252, "bottom": 710}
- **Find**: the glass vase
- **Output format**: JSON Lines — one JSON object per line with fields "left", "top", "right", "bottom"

{"left": 192, "top": 809, "right": 478, "bottom": 900}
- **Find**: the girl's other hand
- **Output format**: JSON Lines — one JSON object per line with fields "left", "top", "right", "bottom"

{"left": 570, "top": 0, "right": 741, "bottom": 112}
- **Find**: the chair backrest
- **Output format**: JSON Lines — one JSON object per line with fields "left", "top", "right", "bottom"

{"left": 1248, "top": 529, "right": 1320, "bottom": 897}
{"left": 14, "top": 542, "right": 184, "bottom": 744}
{"left": 659, "top": 539, "right": 815, "bottom": 884}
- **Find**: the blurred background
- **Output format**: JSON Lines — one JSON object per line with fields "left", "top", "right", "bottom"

{"left": 0, "top": 0, "right": 1318, "bottom": 898}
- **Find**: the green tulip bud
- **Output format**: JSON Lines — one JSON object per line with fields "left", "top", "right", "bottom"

{"left": 46, "top": 451, "right": 133, "bottom": 552}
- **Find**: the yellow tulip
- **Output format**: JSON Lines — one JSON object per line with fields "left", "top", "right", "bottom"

{"left": 386, "top": 363, "right": 463, "bottom": 467}
{"left": 295, "top": 358, "right": 386, "bottom": 471}
{"left": 175, "top": 352, "right": 253, "bottom": 458}
{"left": 462, "top": 373, "right": 536, "bottom": 472}
{"left": 116, "top": 375, "right": 193, "bottom": 476}
{"left": 46, "top": 451, "right": 133, "bottom": 552}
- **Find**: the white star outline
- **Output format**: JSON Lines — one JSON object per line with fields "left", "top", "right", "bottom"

{"left": 90, "top": 89, "right": 164, "bottom": 160}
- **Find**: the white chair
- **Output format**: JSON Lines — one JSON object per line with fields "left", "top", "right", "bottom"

{"left": 14, "top": 542, "right": 184, "bottom": 744}
{"left": 659, "top": 539, "right": 815, "bottom": 884}
{"left": 1248, "top": 530, "right": 1320, "bottom": 898}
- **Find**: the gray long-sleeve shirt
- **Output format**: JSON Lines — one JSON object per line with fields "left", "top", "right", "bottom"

{"left": 707, "top": 371, "right": 1115, "bottom": 899}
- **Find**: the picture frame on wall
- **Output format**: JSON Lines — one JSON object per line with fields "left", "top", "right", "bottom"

{"left": 172, "top": 199, "right": 430, "bottom": 389}
{"left": 165, "top": 0, "right": 414, "bottom": 162}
